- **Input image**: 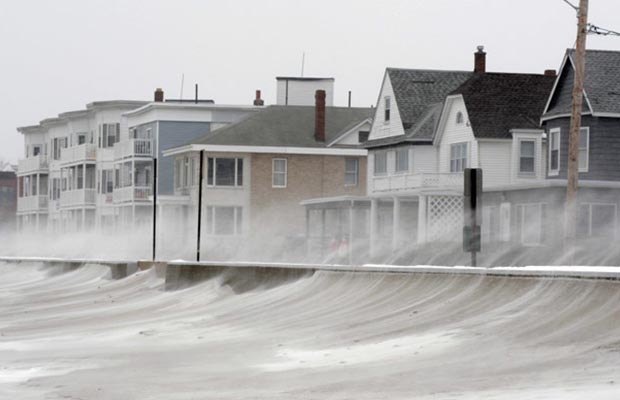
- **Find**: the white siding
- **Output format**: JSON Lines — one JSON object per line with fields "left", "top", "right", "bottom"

{"left": 412, "top": 146, "right": 437, "bottom": 173}
{"left": 276, "top": 79, "right": 334, "bottom": 106}
{"left": 437, "top": 97, "right": 477, "bottom": 173}
{"left": 479, "top": 141, "right": 511, "bottom": 188}
{"left": 368, "top": 74, "right": 405, "bottom": 140}
{"left": 332, "top": 121, "right": 372, "bottom": 146}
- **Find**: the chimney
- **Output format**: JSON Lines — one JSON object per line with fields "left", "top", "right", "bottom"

{"left": 544, "top": 69, "right": 557, "bottom": 76}
{"left": 253, "top": 90, "right": 264, "bottom": 106}
{"left": 315, "top": 90, "right": 326, "bottom": 142}
{"left": 154, "top": 88, "right": 164, "bottom": 102}
{"left": 474, "top": 45, "right": 486, "bottom": 74}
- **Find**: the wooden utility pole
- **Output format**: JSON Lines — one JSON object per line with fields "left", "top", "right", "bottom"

{"left": 566, "top": 0, "right": 589, "bottom": 243}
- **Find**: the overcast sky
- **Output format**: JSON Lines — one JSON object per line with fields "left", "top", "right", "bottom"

{"left": 2, "top": 0, "right": 620, "bottom": 163}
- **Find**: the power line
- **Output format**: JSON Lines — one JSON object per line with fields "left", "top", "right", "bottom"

{"left": 587, "top": 23, "right": 620, "bottom": 36}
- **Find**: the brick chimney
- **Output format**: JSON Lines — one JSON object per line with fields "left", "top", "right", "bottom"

{"left": 154, "top": 88, "right": 164, "bottom": 102}
{"left": 474, "top": 45, "right": 486, "bottom": 74}
{"left": 315, "top": 90, "right": 326, "bottom": 142}
{"left": 544, "top": 69, "right": 557, "bottom": 76}
{"left": 253, "top": 90, "right": 264, "bottom": 106}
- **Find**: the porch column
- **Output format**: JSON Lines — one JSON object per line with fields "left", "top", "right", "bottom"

{"left": 392, "top": 197, "right": 401, "bottom": 251}
{"left": 305, "top": 208, "right": 310, "bottom": 258}
{"left": 369, "top": 198, "right": 378, "bottom": 258}
{"left": 320, "top": 209, "right": 326, "bottom": 259}
{"left": 348, "top": 203, "right": 354, "bottom": 265}
{"left": 417, "top": 195, "right": 427, "bottom": 244}
{"left": 36, "top": 173, "right": 40, "bottom": 197}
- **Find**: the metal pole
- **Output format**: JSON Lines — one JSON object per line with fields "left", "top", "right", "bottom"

{"left": 196, "top": 150, "right": 204, "bottom": 261}
{"left": 152, "top": 158, "right": 157, "bottom": 261}
{"left": 566, "top": 0, "right": 589, "bottom": 244}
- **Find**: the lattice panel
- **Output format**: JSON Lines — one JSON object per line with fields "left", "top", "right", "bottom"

{"left": 427, "top": 195, "right": 463, "bottom": 242}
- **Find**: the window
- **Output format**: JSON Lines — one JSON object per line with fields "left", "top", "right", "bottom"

{"left": 205, "top": 206, "right": 243, "bottom": 235}
{"left": 175, "top": 159, "right": 182, "bottom": 189}
{"left": 450, "top": 142, "right": 468, "bottom": 172}
{"left": 579, "top": 127, "right": 589, "bottom": 172}
{"left": 519, "top": 140, "right": 535, "bottom": 174}
{"left": 272, "top": 158, "right": 287, "bottom": 188}
{"left": 101, "top": 170, "right": 114, "bottom": 194}
{"left": 374, "top": 152, "right": 387, "bottom": 175}
{"left": 358, "top": 131, "right": 370, "bottom": 143}
{"left": 100, "top": 123, "right": 120, "bottom": 148}
{"left": 77, "top": 133, "right": 87, "bottom": 145}
{"left": 384, "top": 97, "right": 391, "bottom": 122}
{"left": 344, "top": 158, "right": 359, "bottom": 186}
{"left": 189, "top": 157, "right": 196, "bottom": 186}
{"left": 207, "top": 157, "right": 243, "bottom": 187}
{"left": 578, "top": 203, "right": 616, "bottom": 238}
{"left": 516, "top": 203, "right": 547, "bottom": 246}
{"left": 395, "top": 148, "right": 409, "bottom": 173}
{"left": 549, "top": 128, "right": 560, "bottom": 174}
{"left": 32, "top": 145, "right": 41, "bottom": 156}
{"left": 183, "top": 157, "right": 189, "bottom": 187}
{"left": 456, "top": 111, "right": 464, "bottom": 125}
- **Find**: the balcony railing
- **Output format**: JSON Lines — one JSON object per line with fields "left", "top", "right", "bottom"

{"left": 17, "top": 155, "right": 49, "bottom": 174}
{"left": 17, "top": 195, "right": 48, "bottom": 213}
{"left": 114, "top": 139, "right": 153, "bottom": 160}
{"left": 60, "top": 143, "right": 97, "bottom": 165}
{"left": 59, "top": 189, "right": 96, "bottom": 208}
{"left": 372, "top": 172, "right": 464, "bottom": 193}
{"left": 113, "top": 186, "right": 152, "bottom": 203}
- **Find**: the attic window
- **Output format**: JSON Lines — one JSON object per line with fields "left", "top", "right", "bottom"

{"left": 456, "top": 111, "right": 464, "bottom": 125}
{"left": 358, "top": 131, "right": 370, "bottom": 143}
{"left": 384, "top": 97, "right": 391, "bottom": 123}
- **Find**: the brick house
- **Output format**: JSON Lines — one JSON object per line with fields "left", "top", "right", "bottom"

{"left": 164, "top": 90, "right": 372, "bottom": 260}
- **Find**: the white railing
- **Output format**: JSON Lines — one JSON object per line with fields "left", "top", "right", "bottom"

{"left": 59, "top": 189, "right": 96, "bottom": 207}
{"left": 372, "top": 172, "right": 464, "bottom": 193}
{"left": 97, "top": 193, "right": 114, "bottom": 206}
{"left": 17, "top": 155, "right": 49, "bottom": 174}
{"left": 113, "top": 186, "right": 151, "bottom": 203}
{"left": 17, "top": 195, "right": 48, "bottom": 212}
{"left": 114, "top": 139, "right": 152, "bottom": 160}
{"left": 60, "top": 143, "right": 97, "bottom": 165}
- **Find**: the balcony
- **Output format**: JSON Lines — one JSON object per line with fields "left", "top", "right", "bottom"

{"left": 113, "top": 186, "right": 151, "bottom": 203}
{"left": 60, "top": 144, "right": 97, "bottom": 165}
{"left": 60, "top": 189, "right": 96, "bottom": 208}
{"left": 114, "top": 139, "right": 153, "bottom": 160}
{"left": 17, "top": 195, "right": 48, "bottom": 213}
{"left": 17, "top": 155, "right": 48, "bottom": 175}
{"left": 372, "top": 172, "right": 464, "bottom": 193}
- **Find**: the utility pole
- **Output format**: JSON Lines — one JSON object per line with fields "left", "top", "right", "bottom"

{"left": 565, "top": 0, "right": 589, "bottom": 244}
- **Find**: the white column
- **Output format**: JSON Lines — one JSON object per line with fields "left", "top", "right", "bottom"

{"left": 36, "top": 173, "right": 40, "bottom": 197}
{"left": 392, "top": 197, "right": 401, "bottom": 251}
{"left": 417, "top": 195, "right": 427, "bottom": 244}
{"left": 369, "top": 198, "right": 378, "bottom": 257}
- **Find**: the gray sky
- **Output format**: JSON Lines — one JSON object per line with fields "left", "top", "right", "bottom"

{"left": 2, "top": 0, "right": 620, "bottom": 163}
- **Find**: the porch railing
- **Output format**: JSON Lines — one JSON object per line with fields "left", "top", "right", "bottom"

{"left": 17, "top": 155, "right": 49, "bottom": 174}
{"left": 114, "top": 139, "right": 152, "bottom": 160}
{"left": 59, "top": 189, "right": 96, "bottom": 207}
{"left": 60, "top": 144, "right": 97, "bottom": 165}
{"left": 17, "top": 195, "right": 48, "bottom": 212}
{"left": 371, "top": 172, "right": 464, "bottom": 193}
{"left": 113, "top": 186, "right": 151, "bottom": 203}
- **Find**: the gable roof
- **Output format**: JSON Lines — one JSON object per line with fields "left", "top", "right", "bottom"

{"left": 365, "top": 68, "right": 472, "bottom": 149}
{"left": 451, "top": 72, "right": 556, "bottom": 138}
{"left": 544, "top": 49, "right": 620, "bottom": 118}
{"left": 191, "top": 105, "right": 373, "bottom": 148}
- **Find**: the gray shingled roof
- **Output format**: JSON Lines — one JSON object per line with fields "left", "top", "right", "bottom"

{"left": 191, "top": 105, "right": 373, "bottom": 148}
{"left": 545, "top": 49, "right": 620, "bottom": 117}
{"left": 364, "top": 69, "right": 471, "bottom": 148}
{"left": 451, "top": 72, "right": 556, "bottom": 138}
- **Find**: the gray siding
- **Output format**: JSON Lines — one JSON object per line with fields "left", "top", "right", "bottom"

{"left": 545, "top": 115, "right": 620, "bottom": 181}
{"left": 545, "top": 65, "right": 589, "bottom": 117}
{"left": 157, "top": 121, "right": 210, "bottom": 194}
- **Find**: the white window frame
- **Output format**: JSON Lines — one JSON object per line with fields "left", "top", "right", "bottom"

{"left": 516, "top": 203, "right": 546, "bottom": 246}
{"left": 518, "top": 139, "right": 536, "bottom": 175}
{"left": 272, "top": 158, "right": 287, "bottom": 188}
{"left": 373, "top": 152, "right": 387, "bottom": 176}
{"left": 548, "top": 128, "right": 560, "bottom": 176}
{"left": 578, "top": 203, "right": 616, "bottom": 238}
{"left": 207, "top": 157, "right": 244, "bottom": 187}
{"left": 579, "top": 127, "right": 589, "bottom": 173}
{"left": 384, "top": 96, "right": 391, "bottom": 123}
{"left": 394, "top": 148, "right": 409, "bottom": 173}
{"left": 344, "top": 158, "right": 359, "bottom": 186}
{"left": 456, "top": 111, "right": 464, "bottom": 125}
{"left": 450, "top": 142, "right": 468, "bottom": 172}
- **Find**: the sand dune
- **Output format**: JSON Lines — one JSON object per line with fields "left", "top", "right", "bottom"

{"left": 1, "top": 261, "right": 619, "bottom": 399}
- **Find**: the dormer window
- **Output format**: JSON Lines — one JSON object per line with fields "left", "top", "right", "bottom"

{"left": 384, "top": 97, "right": 391, "bottom": 123}
{"left": 456, "top": 111, "right": 464, "bottom": 125}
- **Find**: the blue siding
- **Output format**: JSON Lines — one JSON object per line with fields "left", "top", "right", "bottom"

{"left": 157, "top": 121, "right": 210, "bottom": 194}
{"left": 545, "top": 115, "right": 620, "bottom": 181}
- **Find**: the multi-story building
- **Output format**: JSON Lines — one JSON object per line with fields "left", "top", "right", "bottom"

{"left": 16, "top": 89, "right": 262, "bottom": 233}
{"left": 164, "top": 79, "right": 372, "bottom": 260}
{"left": 0, "top": 170, "right": 17, "bottom": 233}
